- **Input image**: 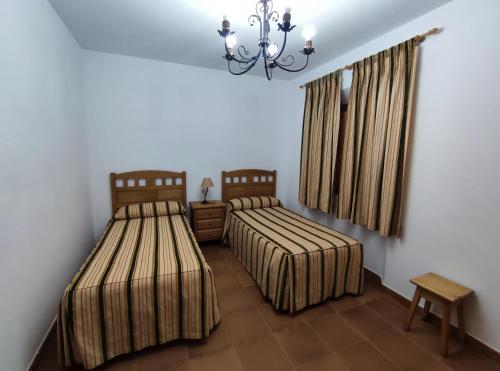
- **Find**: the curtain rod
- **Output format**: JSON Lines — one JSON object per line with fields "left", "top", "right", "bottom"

{"left": 299, "top": 27, "right": 441, "bottom": 89}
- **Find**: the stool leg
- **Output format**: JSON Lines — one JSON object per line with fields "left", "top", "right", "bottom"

{"left": 457, "top": 303, "right": 466, "bottom": 344}
{"left": 421, "top": 300, "right": 431, "bottom": 321}
{"left": 404, "top": 287, "right": 422, "bottom": 331}
{"left": 441, "top": 302, "right": 451, "bottom": 357}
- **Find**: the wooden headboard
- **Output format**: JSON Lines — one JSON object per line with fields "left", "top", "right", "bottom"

{"left": 221, "top": 169, "right": 276, "bottom": 202}
{"left": 110, "top": 170, "right": 187, "bottom": 213}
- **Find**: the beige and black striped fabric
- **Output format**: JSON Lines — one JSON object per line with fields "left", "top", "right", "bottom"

{"left": 114, "top": 201, "right": 185, "bottom": 220}
{"left": 299, "top": 39, "right": 419, "bottom": 237}
{"left": 338, "top": 39, "right": 419, "bottom": 236}
{"left": 227, "top": 196, "right": 281, "bottom": 211}
{"left": 223, "top": 197, "right": 363, "bottom": 313}
{"left": 299, "top": 70, "right": 342, "bottom": 213}
{"left": 58, "top": 201, "right": 220, "bottom": 369}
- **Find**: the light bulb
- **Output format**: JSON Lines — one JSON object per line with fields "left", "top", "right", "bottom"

{"left": 302, "top": 25, "right": 316, "bottom": 41}
{"left": 268, "top": 43, "right": 278, "bottom": 56}
{"left": 226, "top": 34, "right": 237, "bottom": 48}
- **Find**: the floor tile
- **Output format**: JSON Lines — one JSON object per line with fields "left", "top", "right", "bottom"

{"left": 257, "top": 302, "right": 304, "bottom": 331}
{"left": 98, "top": 353, "right": 140, "bottom": 371}
{"left": 225, "top": 306, "right": 269, "bottom": 344}
{"left": 208, "top": 259, "right": 232, "bottom": 276}
{"left": 309, "top": 312, "right": 364, "bottom": 351}
{"left": 188, "top": 321, "right": 232, "bottom": 359}
{"left": 214, "top": 272, "right": 241, "bottom": 292}
{"left": 219, "top": 287, "right": 254, "bottom": 314}
{"left": 443, "top": 347, "right": 500, "bottom": 371}
{"left": 245, "top": 285, "right": 267, "bottom": 306}
{"left": 189, "top": 346, "right": 244, "bottom": 371}
{"left": 200, "top": 246, "right": 227, "bottom": 262}
{"left": 138, "top": 342, "right": 188, "bottom": 371}
{"left": 366, "top": 296, "right": 409, "bottom": 328}
{"left": 234, "top": 270, "right": 256, "bottom": 287}
{"left": 296, "top": 353, "right": 348, "bottom": 371}
{"left": 295, "top": 302, "right": 333, "bottom": 322}
{"left": 358, "top": 282, "right": 385, "bottom": 303}
{"left": 417, "top": 360, "right": 453, "bottom": 371}
{"left": 402, "top": 318, "right": 462, "bottom": 357}
{"left": 218, "top": 247, "right": 236, "bottom": 259}
{"left": 273, "top": 323, "right": 329, "bottom": 367}
{"left": 337, "top": 341, "right": 399, "bottom": 371}
{"left": 328, "top": 295, "right": 363, "bottom": 312}
{"left": 236, "top": 334, "right": 292, "bottom": 371}
{"left": 167, "top": 363, "right": 192, "bottom": 371}
{"left": 226, "top": 258, "right": 247, "bottom": 273}
{"left": 371, "top": 329, "right": 435, "bottom": 370}
{"left": 340, "top": 305, "right": 392, "bottom": 338}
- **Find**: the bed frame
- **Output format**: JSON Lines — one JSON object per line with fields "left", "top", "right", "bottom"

{"left": 110, "top": 170, "right": 187, "bottom": 213}
{"left": 221, "top": 169, "right": 276, "bottom": 202}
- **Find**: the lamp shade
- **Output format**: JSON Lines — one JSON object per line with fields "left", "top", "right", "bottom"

{"left": 201, "top": 177, "right": 214, "bottom": 188}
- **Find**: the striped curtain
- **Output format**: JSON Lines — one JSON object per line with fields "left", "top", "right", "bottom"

{"left": 338, "top": 39, "right": 419, "bottom": 236}
{"left": 299, "top": 70, "right": 342, "bottom": 213}
{"left": 300, "top": 38, "right": 419, "bottom": 237}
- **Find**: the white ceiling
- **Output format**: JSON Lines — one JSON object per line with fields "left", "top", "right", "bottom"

{"left": 48, "top": 0, "right": 451, "bottom": 80}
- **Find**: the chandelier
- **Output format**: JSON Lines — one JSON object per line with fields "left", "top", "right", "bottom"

{"left": 217, "top": 0, "right": 316, "bottom": 81}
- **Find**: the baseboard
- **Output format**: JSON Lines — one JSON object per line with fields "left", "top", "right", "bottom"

{"left": 363, "top": 268, "right": 500, "bottom": 364}
{"left": 26, "top": 316, "right": 57, "bottom": 371}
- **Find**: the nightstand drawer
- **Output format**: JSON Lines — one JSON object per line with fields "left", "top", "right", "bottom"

{"left": 197, "top": 228, "right": 223, "bottom": 241}
{"left": 197, "top": 218, "right": 223, "bottom": 230}
{"left": 197, "top": 208, "right": 225, "bottom": 220}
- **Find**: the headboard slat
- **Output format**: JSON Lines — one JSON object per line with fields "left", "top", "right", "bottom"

{"left": 110, "top": 170, "right": 187, "bottom": 213}
{"left": 221, "top": 169, "right": 276, "bottom": 201}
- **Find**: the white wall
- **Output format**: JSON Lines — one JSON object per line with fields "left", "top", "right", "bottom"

{"left": 282, "top": 0, "right": 500, "bottom": 352}
{"left": 83, "top": 51, "right": 291, "bottom": 236}
{"left": 0, "top": 1, "right": 94, "bottom": 370}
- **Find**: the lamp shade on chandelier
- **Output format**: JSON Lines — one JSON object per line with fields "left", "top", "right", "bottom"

{"left": 217, "top": 0, "right": 316, "bottom": 81}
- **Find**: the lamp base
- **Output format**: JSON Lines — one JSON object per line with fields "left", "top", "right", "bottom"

{"left": 201, "top": 200, "right": 209, "bottom": 205}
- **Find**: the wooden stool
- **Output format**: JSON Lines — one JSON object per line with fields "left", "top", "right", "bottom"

{"left": 403, "top": 272, "right": 473, "bottom": 357}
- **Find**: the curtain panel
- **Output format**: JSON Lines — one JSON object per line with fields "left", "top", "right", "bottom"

{"left": 299, "top": 39, "right": 419, "bottom": 237}
{"left": 299, "top": 70, "right": 342, "bottom": 213}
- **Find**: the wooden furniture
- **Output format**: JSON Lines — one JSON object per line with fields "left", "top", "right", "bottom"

{"left": 190, "top": 201, "right": 226, "bottom": 242}
{"left": 221, "top": 169, "right": 276, "bottom": 201}
{"left": 404, "top": 272, "right": 474, "bottom": 357}
{"left": 110, "top": 170, "right": 186, "bottom": 213}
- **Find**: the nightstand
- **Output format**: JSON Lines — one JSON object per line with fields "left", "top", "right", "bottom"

{"left": 190, "top": 200, "right": 226, "bottom": 242}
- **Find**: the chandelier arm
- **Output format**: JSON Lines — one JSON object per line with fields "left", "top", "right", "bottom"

{"left": 256, "top": 0, "right": 264, "bottom": 17}
{"left": 278, "top": 54, "right": 295, "bottom": 67}
{"left": 265, "top": 0, "right": 273, "bottom": 15}
{"left": 274, "top": 54, "right": 310, "bottom": 72}
{"left": 228, "top": 50, "right": 262, "bottom": 75}
{"left": 239, "top": 60, "right": 255, "bottom": 69}
{"left": 248, "top": 14, "right": 260, "bottom": 27}
{"left": 270, "top": 31, "right": 288, "bottom": 61}
{"left": 264, "top": 55, "right": 272, "bottom": 81}
{"left": 224, "top": 42, "right": 257, "bottom": 64}
{"left": 228, "top": 61, "right": 255, "bottom": 76}
{"left": 268, "top": 11, "right": 279, "bottom": 22}
{"left": 237, "top": 45, "right": 255, "bottom": 62}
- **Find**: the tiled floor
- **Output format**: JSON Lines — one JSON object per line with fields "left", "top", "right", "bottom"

{"left": 35, "top": 244, "right": 499, "bottom": 371}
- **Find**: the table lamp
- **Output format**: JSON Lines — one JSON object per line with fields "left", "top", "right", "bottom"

{"left": 201, "top": 177, "right": 214, "bottom": 204}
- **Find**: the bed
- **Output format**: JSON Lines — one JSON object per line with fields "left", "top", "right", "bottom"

{"left": 221, "top": 169, "right": 364, "bottom": 313}
{"left": 58, "top": 170, "right": 221, "bottom": 369}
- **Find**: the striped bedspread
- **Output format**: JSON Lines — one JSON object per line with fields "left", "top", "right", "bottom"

{"left": 58, "top": 201, "right": 220, "bottom": 369}
{"left": 223, "top": 197, "right": 363, "bottom": 313}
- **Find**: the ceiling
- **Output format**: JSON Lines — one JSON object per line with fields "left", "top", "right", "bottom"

{"left": 48, "top": 0, "right": 451, "bottom": 80}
